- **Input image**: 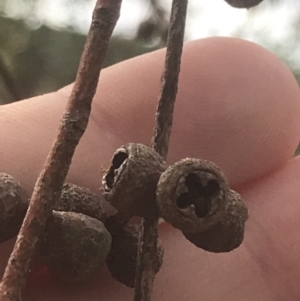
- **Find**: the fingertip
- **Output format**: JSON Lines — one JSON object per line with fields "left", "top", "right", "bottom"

{"left": 86, "top": 37, "right": 300, "bottom": 187}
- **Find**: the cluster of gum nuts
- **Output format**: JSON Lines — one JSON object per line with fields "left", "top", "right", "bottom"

{"left": 0, "top": 143, "right": 248, "bottom": 287}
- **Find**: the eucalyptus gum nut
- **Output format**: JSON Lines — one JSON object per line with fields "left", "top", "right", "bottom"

{"left": 41, "top": 211, "right": 112, "bottom": 284}
{"left": 224, "top": 0, "right": 264, "bottom": 8}
{"left": 102, "top": 143, "right": 166, "bottom": 219}
{"left": 156, "top": 158, "right": 230, "bottom": 233}
{"left": 55, "top": 183, "right": 106, "bottom": 222}
{"left": 0, "top": 173, "right": 28, "bottom": 243}
{"left": 105, "top": 216, "right": 164, "bottom": 288}
{"left": 182, "top": 190, "right": 248, "bottom": 253}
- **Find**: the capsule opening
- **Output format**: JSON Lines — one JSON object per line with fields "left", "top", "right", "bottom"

{"left": 176, "top": 173, "right": 220, "bottom": 218}
{"left": 105, "top": 152, "right": 128, "bottom": 189}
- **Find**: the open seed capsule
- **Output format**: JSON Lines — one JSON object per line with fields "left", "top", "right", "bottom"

{"left": 102, "top": 143, "right": 166, "bottom": 219}
{"left": 183, "top": 190, "right": 248, "bottom": 253}
{"left": 0, "top": 173, "right": 28, "bottom": 243}
{"left": 156, "top": 158, "right": 231, "bottom": 233}
{"left": 40, "top": 211, "right": 112, "bottom": 284}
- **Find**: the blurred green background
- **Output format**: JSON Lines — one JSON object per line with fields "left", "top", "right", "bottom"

{"left": 0, "top": 0, "right": 299, "bottom": 151}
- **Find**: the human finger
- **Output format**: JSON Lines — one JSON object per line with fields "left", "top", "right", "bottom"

{"left": 0, "top": 37, "right": 299, "bottom": 195}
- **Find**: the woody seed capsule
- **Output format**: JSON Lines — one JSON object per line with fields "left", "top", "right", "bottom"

{"left": 102, "top": 143, "right": 166, "bottom": 219}
{"left": 183, "top": 190, "right": 248, "bottom": 253}
{"left": 156, "top": 158, "right": 230, "bottom": 233}
{"left": 0, "top": 173, "right": 28, "bottom": 243}
{"left": 56, "top": 183, "right": 106, "bottom": 222}
{"left": 40, "top": 211, "right": 112, "bottom": 284}
{"left": 224, "top": 0, "right": 264, "bottom": 8}
{"left": 105, "top": 215, "right": 164, "bottom": 287}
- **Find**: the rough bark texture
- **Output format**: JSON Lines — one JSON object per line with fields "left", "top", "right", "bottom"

{"left": 134, "top": 0, "right": 188, "bottom": 300}
{"left": 0, "top": 1, "right": 122, "bottom": 299}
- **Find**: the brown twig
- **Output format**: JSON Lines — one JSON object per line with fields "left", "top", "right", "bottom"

{"left": 134, "top": 0, "right": 188, "bottom": 300}
{"left": 151, "top": 0, "right": 188, "bottom": 158}
{"left": 0, "top": 1, "right": 122, "bottom": 300}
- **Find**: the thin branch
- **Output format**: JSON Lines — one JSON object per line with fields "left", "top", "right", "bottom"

{"left": 0, "top": 0, "right": 122, "bottom": 299}
{"left": 134, "top": 0, "right": 188, "bottom": 301}
{"left": 151, "top": 0, "right": 187, "bottom": 158}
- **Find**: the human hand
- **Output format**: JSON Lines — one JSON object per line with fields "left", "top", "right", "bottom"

{"left": 1, "top": 37, "right": 300, "bottom": 301}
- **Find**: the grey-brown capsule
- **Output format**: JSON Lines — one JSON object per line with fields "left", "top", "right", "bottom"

{"left": 105, "top": 216, "right": 164, "bottom": 288}
{"left": 0, "top": 173, "right": 28, "bottom": 243}
{"left": 156, "top": 158, "right": 230, "bottom": 233}
{"left": 55, "top": 183, "right": 106, "bottom": 222}
{"left": 102, "top": 143, "right": 166, "bottom": 219}
{"left": 183, "top": 190, "right": 248, "bottom": 253}
{"left": 224, "top": 0, "right": 264, "bottom": 8}
{"left": 40, "top": 211, "right": 112, "bottom": 284}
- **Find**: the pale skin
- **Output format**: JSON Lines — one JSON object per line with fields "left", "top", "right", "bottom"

{"left": 1, "top": 37, "right": 300, "bottom": 300}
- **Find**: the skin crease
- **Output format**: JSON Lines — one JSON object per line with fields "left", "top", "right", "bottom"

{"left": 0, "top": 36, "right": 300, "bottom": 300}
